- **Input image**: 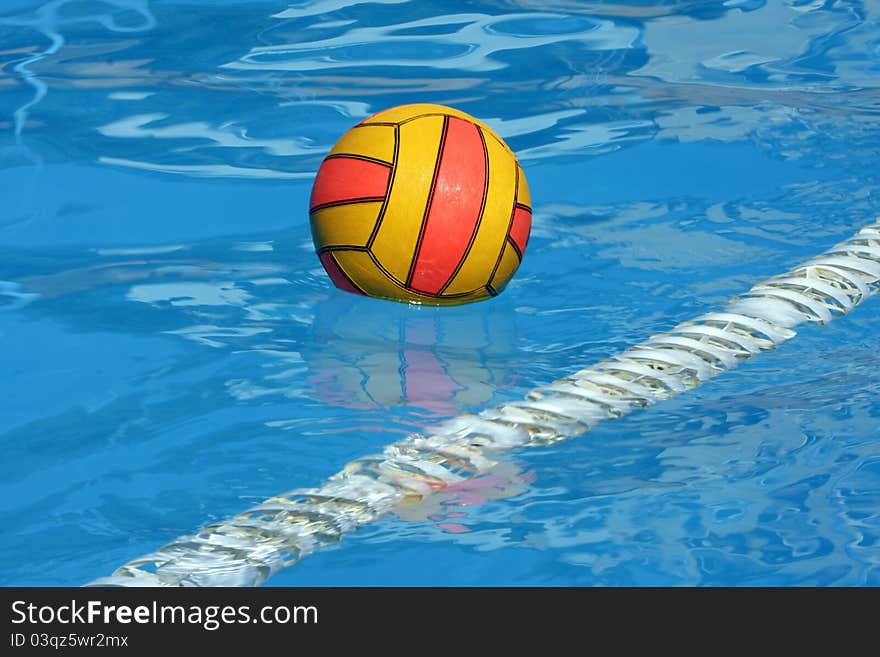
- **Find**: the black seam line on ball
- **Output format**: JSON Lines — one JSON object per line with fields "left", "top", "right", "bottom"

{"left": 316, "top": 245, "right": 369, "bottom": 255}
{"left": 488, "top": 164, "right": 520, "bottom": 285}
{"left": 310, "top": 196, "right": 387, "bottom": 213}
{"left": 506, "top": 235, "right": 523, "bottom": 261}
{"left": 366, "top": 123, "right": 399, "bottom": 250}
{"left": 324, "top": 251, "right": 367, "bottom": 296}
{"left": 361, "top": 112, "right": 461, "bottom": 128}
{"left": 406, "top": 114, "right": 449, "bottom": 288}
{"left": 367, "top": 248, "right": 413, "bottom": 290}
{"left": 323, "top": 153, "right": 394, "bottom": 167}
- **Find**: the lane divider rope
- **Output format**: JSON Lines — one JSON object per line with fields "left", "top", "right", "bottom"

{"left": 90, "top": 219, "right": 880, "bottom": 586}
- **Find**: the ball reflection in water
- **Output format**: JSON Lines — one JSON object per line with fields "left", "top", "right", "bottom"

{"left": 304, "top": 295, "right": 519, "bottom": 417}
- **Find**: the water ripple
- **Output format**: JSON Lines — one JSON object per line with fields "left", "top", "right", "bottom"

{"left": 2, "top": 0, "right": 880, "bottom": 586}
{"left": 223, "top": 12, "right": 639, "bottom": 73}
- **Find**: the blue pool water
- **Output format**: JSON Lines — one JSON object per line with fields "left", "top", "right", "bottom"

{"left": 2, "top": 0, "right": 879, "bottom": 587}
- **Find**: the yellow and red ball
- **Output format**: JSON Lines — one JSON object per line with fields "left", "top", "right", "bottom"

{"left": 309, "top": 103, "right": 531, "bottom": 305}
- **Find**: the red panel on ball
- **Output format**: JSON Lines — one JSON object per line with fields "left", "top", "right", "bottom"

{"left": 319, "top": 251, "right": 364, "bottom": 295}
{"left": 509, "top": 205, "right": 531, "bottom": 256}
{"left": 408, "top": 117, "right": 487, "bottom": 295}
{"left": 310, "top": 157, "right": 391, "bottom": 211}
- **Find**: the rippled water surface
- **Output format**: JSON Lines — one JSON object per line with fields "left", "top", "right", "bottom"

{"left": 2, "top": 0, "right": 879, "bottom": 586}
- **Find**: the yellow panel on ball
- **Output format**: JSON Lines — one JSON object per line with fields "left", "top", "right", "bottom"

{"left": 331, "top": 250, "right": 438, "bottom": 304}
{"left": 310, "top": 201, "right": 383, "bottom": 250}
{"left": 516, "top": 164, "right": 531, "bottom": 209}
{"left": 328, "top": 124, "right": 396, "bottom": 164}
{"left": 489, "top": 240, "right": 521, "bottom": 294}
{"left": 309, "top": 103, "right": 532, "bottom": 305}
{"left": 369, "top": 114, "right": 445, "bottom": 284}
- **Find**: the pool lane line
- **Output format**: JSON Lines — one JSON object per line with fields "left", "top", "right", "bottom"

{"left": 89, "top": 219, "right": 880, "bottom": 586}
